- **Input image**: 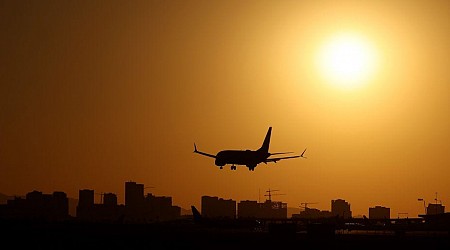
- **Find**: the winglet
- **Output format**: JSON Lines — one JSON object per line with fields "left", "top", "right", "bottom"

{"left": 194, "top": 143, "right": 198, "bottom": 153}
{"left": 300, "top": 148, "right": 307, "bottom": 158}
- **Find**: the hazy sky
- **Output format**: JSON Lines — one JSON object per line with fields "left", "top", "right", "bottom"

{"left": 1, "top": 0, "right": 449, "bottom": 217}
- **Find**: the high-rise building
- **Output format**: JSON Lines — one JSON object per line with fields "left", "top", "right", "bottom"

{"left": 202, "top": 196, "right": 236, "bottom": 219}
{"left": 125, "top": 181, "right": 144, "bottom": 208}
{"left": 0, "top": 190, "right": 69, "bottom": 221}
{"left": 237, "top": 199, "right": 288, "bottom": 219}
{"left": 103, "top": 193, "right": 117, "bottom": 206}
{"left": 77, "top": 189, "right": 95, "bottom": 220}
{"left": 238, "top": 200, "right": 259, "bottom": 218}
{"left": 331, "top": 199, "right": 352, "bottom": 219}
{"left": 369, "top": 206, "right": 390, "bottom": 219}
{"left": 427, "top": 203, "right": 445, "bottom": 215}
{"left": 145, "top": 193, "right": 181, "bottom": 221}
{"left": 78, "top": 189, "right": 94, "bottom": 208}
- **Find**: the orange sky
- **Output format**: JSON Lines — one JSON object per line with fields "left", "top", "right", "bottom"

{"left": 1, "top": 0, "right": 449, "bottom": 217}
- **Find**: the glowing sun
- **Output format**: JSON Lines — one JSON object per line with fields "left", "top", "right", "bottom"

{"left": 317, "top": 33, "right": 378, "bottom": 89}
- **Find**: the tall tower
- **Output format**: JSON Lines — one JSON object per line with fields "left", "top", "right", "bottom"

{"left": 78, "top": 189, "right": 94, "bottom": 208}
{"left": 125, "top": 181, "right": 144, "bottom": 208}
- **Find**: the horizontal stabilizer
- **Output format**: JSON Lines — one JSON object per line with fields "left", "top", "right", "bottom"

{"left": 193, "top": 143, "right": 217, "bottom": 159}
{"left": 265, "top": 155, "right": 301, "bottom": 163}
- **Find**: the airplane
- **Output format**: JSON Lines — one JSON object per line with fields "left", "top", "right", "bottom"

{"left": 193, "top": 127, "right": 306, "bottom": 171}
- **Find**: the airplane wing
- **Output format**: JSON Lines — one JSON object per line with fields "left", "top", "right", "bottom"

{"left": 193, "top": 143, "right": 216, "bottom": 158}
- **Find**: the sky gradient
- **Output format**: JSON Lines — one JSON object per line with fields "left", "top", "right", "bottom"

{"left": 1, "top": 0, "right": 449, "bottom": 217}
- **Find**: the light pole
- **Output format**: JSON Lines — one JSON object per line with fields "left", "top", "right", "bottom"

{"left": 418, "top": 198, "right": 426, "bottom": 215}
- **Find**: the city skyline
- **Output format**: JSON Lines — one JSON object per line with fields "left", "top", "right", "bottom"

{"left": 1, "top": 1, "right": 450, "bottom": 220}
{"left": 3, "top": 184, "right": 449, "bottom": 248}
{"left": 1, "top": 183, "right": 445, "bottom": 219}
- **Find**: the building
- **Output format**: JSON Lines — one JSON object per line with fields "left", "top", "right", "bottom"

{"left": 260, "top": 200, "right": 287, "bottom": 219}
{"left": 103, "top": 193, "right": 118, "bottom": 206}
{"left": 237, "top": 199, "right": 288, "bottom": 219}
{"left": 125, "top": 181, "right": 144, "bottom": 208}
{"left": 427, "top": 203, "right": 445, "bottom": 215}
{"left": 238, "top": 200, "right": 259, "bottom": 218}
{"left": 78, "top": 189, "right": 94, "bottom": 208}
{"left": 292, "top": 208, "right": 333, "bottom": 219}
{"left": 77, "top": 189, "right": 125, "bottom": 222}
{"left": 0, "top": 190, "right": 69, "bottom": 221}
{"left": 145, "top": 193, "right": 181, "bottom": 221}
{"left": 76, "top": 182, "right": 181, "bottom": 223}
{"left": 331, "top": 199, "right": 352, "bottom": 219}
{"left": 76, "top": 189, "right": 94, "bottom": 220}
{"left": 201, "top": 196, "right": 236, "bottom": 219}
{"left": 369, "top": 206, "right": 390, "bottom": 219}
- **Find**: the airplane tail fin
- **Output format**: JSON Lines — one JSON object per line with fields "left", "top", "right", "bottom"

{"left": 258, "top": 127, "right": 272, "bottom": 153}
{"left": 191, "top": 205, "right": 202, "bottom": 223}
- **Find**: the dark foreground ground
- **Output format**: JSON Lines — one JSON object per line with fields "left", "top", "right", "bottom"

{"left": 1, "top": 220, "right": 449, "bottom": 249}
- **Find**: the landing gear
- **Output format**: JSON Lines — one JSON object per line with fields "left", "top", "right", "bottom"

{"left": 231, "top": 165, "right": 236, "bottom": 170}
{"left": 219, "top": 166, "right": 223, "bottom": 169}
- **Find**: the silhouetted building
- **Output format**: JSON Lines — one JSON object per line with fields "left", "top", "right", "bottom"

{"left": 76, "top": 189, "right": 94, "bottom": 220}
{"left": 124, "top": 182, "right": 181, "bottom": 222}
{"left": 202, "top": 196, "right": 236, "bottom": 219}
{"left": 78, "top": 189, "right": 94, "bottom": 208}
{"left": 420, "top": 212, "right": 450, "bottom": 231}
{"left": 0, "top": 197, "right": 25, "bottom": 219}
{"left": 76, "top": 189, "right": 125, "bottom": 222}
{"left": 238, "top": 200, "right": 259, "bottom": 218}
{"left": 260, "top": 200, "right": 287, "bottom": 219}
{"left": 103, "top": 193, "right": 117, "bottom": 206}
{"left": 125, "top": 181, "right": 144, "bottom": 208}
{"left": 0, "top": 190, "right": 68, "bottom": 221}
{"left": 292, "top": 207, "right": 333, "bottom": 219}
{"left": 237, "top": 199, "right": 288, "bottom": 219}
{"left": 427, "top": 203, "right": 445, "bottom": 215}
{"left": 145, "top": 193, "right": 181, "bottom": 221}
{"left": 51, "top": 191, "right": 69, "bottom": 219}
{"left": 77, "top": 182, "right": 181, "bottom": 223}
{"left": 124, "top": 181, "right": 146, "bottom": 222}
{"left": 369, "top": 206, "right": 390, "bottom": 219}
{"left": 331, "top": 199, "right": 352, "bottom": 219}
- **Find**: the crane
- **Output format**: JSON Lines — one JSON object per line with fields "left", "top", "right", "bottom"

{"left": 300, "top": 202, "right": 318, "bottom": 211}
{"left": 264, "top": 189, "right": 285, "bottom": 202}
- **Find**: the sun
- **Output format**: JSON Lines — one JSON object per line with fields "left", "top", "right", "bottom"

{"left": 317, "top": 33, "right": 378, "bottom": 89}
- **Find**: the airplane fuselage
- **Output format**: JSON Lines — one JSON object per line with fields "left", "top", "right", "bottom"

{"left": 214, "top": 150, "right": 270, "bottom": 168}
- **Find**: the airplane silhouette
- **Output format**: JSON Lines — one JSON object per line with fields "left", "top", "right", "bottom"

{"left": 193, "top": 127, "right": 306, "bottom": 171}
